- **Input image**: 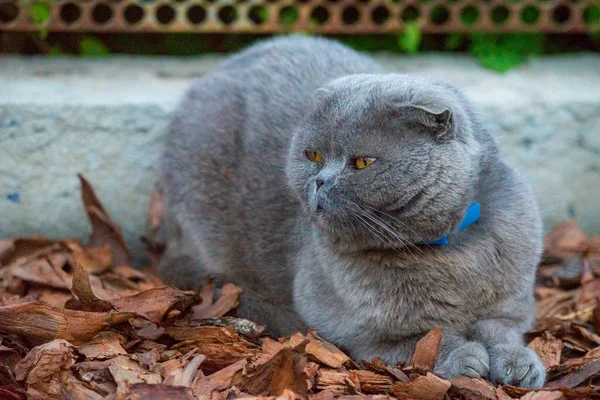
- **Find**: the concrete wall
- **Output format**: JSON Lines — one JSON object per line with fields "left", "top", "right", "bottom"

{"left": 1, "top": 54, "right": 599, "bottom": 263}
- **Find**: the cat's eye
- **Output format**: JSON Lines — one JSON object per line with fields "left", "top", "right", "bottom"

{"left": 305, "top": 149, "right": 322, "bottom": 162}
{"left": 353, "top": 157, "right": 375, "bottom": 170}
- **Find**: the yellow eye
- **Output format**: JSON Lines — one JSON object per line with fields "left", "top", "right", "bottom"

{"left": 305, "top": 150, "right": 322, "bottom": 162}
{"left": 354, "top": 157, "right": 375, "bottom": 170}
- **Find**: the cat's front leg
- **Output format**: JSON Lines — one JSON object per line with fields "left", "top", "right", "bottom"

{"left": 470, "top": 318, "right": 546, "bottom": 389}
{"left": 433, "top": 331, "right": 490, "bottom": 380}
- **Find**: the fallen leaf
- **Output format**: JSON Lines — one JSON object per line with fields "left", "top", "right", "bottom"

{"left": 543, "top": 221, "right": 589, "bottom": 261}
{"left": 232, "top": 341, "right": 308, "bottom": 396}
{"left": 449, "top": 377, "right": 497, "bottom": 400}
{"left": 78, "top": 332, "right": 127, "bottom": 360}
{"left": 305, "top": 330, "right": 350, "bottom": 369}
{"left": 78, "top": 174, "right": 131, "bottom": 267}
{"left": 66, "top": 241, "right": 113, "bottom": 275}
{"left": 348, "top": 369, "right": 393, "bottom": 394}
{"left": 14, "top": 339, "right": 76, "bottom": 399}
{"left": 392, "top": 372, "right": 450, "bottom": 400}
{"left": 108, "top": 355, "right": 161, "bottom": 397}
{"left": 9, "top": 254, "right": 70, "bottom": 289}
{"left": 192, "top": 283, "right": 243, "bottom": 320}
{"left": 0, "top": 237, "right": 55, "bottom": 266}
{"left": 0, "top": 344, "right": 22, "bottom": 371}
{"left": 544, "top": 359, "right": 600, "bottom": 389}
{"left": 0, "top": 301, "right": 135, "bottom": 344}
{"left": 528, "top": 331, "right": 563, "bottom": 370}
{"left": 412, "top": 327, "right": 442, "bottom": 370}
{"left": 118, "top": 383, "right": 195, "bottom": 400}
{"left": 60, "top": 375, "right": 106, "bottom": 400}
{"left": 520, "top": 391, "right": 565, "bottom": 400}
{"left": 109, "top": 286, "right": 196, "bottom": 324}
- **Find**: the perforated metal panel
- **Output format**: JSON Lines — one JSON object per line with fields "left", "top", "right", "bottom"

{"left": 1, "top": 0, "right": 599, "bottom": 33}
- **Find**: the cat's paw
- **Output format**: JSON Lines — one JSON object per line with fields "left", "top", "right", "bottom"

{"left": 434, "top": 341, "right": 490, "bottom": 379}
{"left": 488, "top": 345, "right": 546, "bottom": 389}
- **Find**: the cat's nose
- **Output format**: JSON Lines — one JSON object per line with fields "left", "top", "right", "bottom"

{"left": 315, "top": 179, "right": 325, "bottom": 190}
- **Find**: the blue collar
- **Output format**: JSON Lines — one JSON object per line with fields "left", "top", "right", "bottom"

{"left": 423, "top": 203, "right": 481, "bottom": 245}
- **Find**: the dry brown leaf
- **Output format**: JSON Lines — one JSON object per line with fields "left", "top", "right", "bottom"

{"left": 544, "top": 359, "right": 600, "bottom": 389}
{"left": 60, "top": 375, "right": 106, "bottom": 400}
{"left": 520, "top": 391, "right": 565, "bottom": 400}
{"left": 543, "top": 221, "right": 589, "bottom": 260}
{"left": 528, "top": 331, "right": 563, "bottom": 370}
{"left": 78, "top": 332, "right": 127, "bottom": 360}
{"left": 118, "top": 383, "right": 195, "bottom": 400}
{"left": 108, "top": 355, "right": 161, "bottom": 397}
{"left": 305, "top": 330, "right": 350, "bottom": 369}
{"left": 0, "top": 237, "right": 55, "bottom": 266}
{"left": 316, "top": 368, "right": 355, "bottom": 395}
{"left": 412, "top": 327, "right": 442, "bottom": 370}
{"left": 192, "top": 359, "right": 247, "bottom": 396}
{"left": 0, "top": 345, "right": 22, "bottom": 371}
{"left": 495, "top": 386, "right": 514, "bottom": 400}
{"left": 0, "top": 301, "right": 135, "bottom": 344}
{"left": 193, "top": 283, "right": 243, "bottom": 320}
{"left": 348, "top": 369, "right": 393, "bottom": 394}
{"left": 109, "top": 286, "right": 196, "bottom": 324}
{"left": 0, "top": 387, "right": 26, "bottom": 400}
{"left": 78, "top": 174, "right": 131, "bottom": 267}
{"left": 449, "top": 377, "right": 497, "bottom": 400}
{"left": 263, "top": 337, "right": 286, "bottom": 355}
{"left": 232, "top": 341, "right": 308, "bottom": 397}
{"left": 392, "top": 372, "right": 451, "bottom": 400}
{"left": 14, "top": 339, "right": 76, "bottom": 400}
{"left": 169, "top": 325, "right": 258, "bottom": 373}
{"left": 9, "top": 254, "right": 70, "bottom": 290}
{"left": 71, "top": 260, "right": 103, "bottom": 304}
{"left": 66, "top": 241, "right": 113, "bottom": 275}
{"left": 0, "top": 240, "right": 16, "bottom": 263}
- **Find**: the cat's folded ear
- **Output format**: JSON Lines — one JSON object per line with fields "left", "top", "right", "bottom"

{"left": 403, "top": 105, "right": 455, "bottom": 141}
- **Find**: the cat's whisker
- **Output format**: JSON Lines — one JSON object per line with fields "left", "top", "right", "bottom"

{"left": 361, "top": 204, "right": 432, "bottom": 247}
{"left": 355, "top": 206, "right": 423, "bottom": 258}
{"left": 349, "top": 209, "right": 402, "bottom": 253}
{"left": 361, "top": 205, "right": 457, "bottom": 264}
{"left": 352, "top": 208, "right": 410, "bottom": 255}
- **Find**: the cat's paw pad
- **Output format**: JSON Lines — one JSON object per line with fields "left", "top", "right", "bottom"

{"left": 434, "top": 341, "right": 490, "bottom": 379}
{"left": 488, "top": 345, "right": 546, "bottom": 389}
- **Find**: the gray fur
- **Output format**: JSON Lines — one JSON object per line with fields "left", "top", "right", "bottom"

{"left": 159, "top": 36, "right": 545, "bottom": 388}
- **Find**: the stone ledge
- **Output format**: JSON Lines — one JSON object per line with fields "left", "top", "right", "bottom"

{"left": 1, "top": 54, "right": 599, "bottom": 263}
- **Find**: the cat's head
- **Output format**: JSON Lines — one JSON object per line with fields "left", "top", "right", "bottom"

{"left": 286, "top": 74, "right": 483, "bottom": 250}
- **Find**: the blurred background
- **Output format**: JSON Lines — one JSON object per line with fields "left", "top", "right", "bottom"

{"left": 0, "top": 0, "right": 599, "bottom": 263}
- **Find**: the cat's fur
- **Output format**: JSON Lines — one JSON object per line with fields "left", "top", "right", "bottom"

{"left": 159, "top": 36, "right": 546, "bottom": 388}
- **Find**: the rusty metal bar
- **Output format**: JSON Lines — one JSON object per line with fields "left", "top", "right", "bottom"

{"left": 1, "top": 0, "right": 598, "bottom": 33}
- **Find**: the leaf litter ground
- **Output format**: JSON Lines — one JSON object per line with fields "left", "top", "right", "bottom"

{"left": 0, "top": 175, "right": 599, "bottom": 400}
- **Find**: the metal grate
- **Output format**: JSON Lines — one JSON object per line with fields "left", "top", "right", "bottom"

{"left": 1, "top": 0, "right": 599, "bottom": 33}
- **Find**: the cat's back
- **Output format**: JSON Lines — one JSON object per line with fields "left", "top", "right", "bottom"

{"left": 161, "top": 36, "right": 381, "bottom": 293}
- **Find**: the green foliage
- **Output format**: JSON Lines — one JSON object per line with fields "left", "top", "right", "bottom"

{"left": 27, "top": 1, "right": 51, "bottom": 25}
{"left": 280, "top": 7, "right": 299, "bottom": 26}
{"left": 397, "top": 22, "right": 422, "bottom": 53}
{"left": 258, "top": 8, "right": 269, "bottom": 24}
{"left": 445, "top": 33, "right": 465, "bottom": 51}
{"left": 584, "top": 5, "right": 600, "bottom": 27}
{"left": 470, "top": 33, "right": 543, "bottom": 73}
{"left": 79, "top": 36, "right": 110, "bottom": 57}
{"left": 25, "top": 0, "right": 52, "bottom": 38}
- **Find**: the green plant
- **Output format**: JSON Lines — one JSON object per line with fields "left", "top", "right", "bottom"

{"left": 397, "top": 22, "right": 422, "bottom": 53}
{"left": 445, "top": 33, "right": 465, "bottom": 51}
{"left": 23, "top": 0, "right": 53, "bottom": 38}
{"left": 79, "top": 36, "right": 110, "bottom": 57}
{"left": 470, "top": 33, "right": 544, "bottom": 73}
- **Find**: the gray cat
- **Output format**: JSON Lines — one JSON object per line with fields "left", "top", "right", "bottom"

{"left": 159, "top": 36, "right": 545, "bottom": 388}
